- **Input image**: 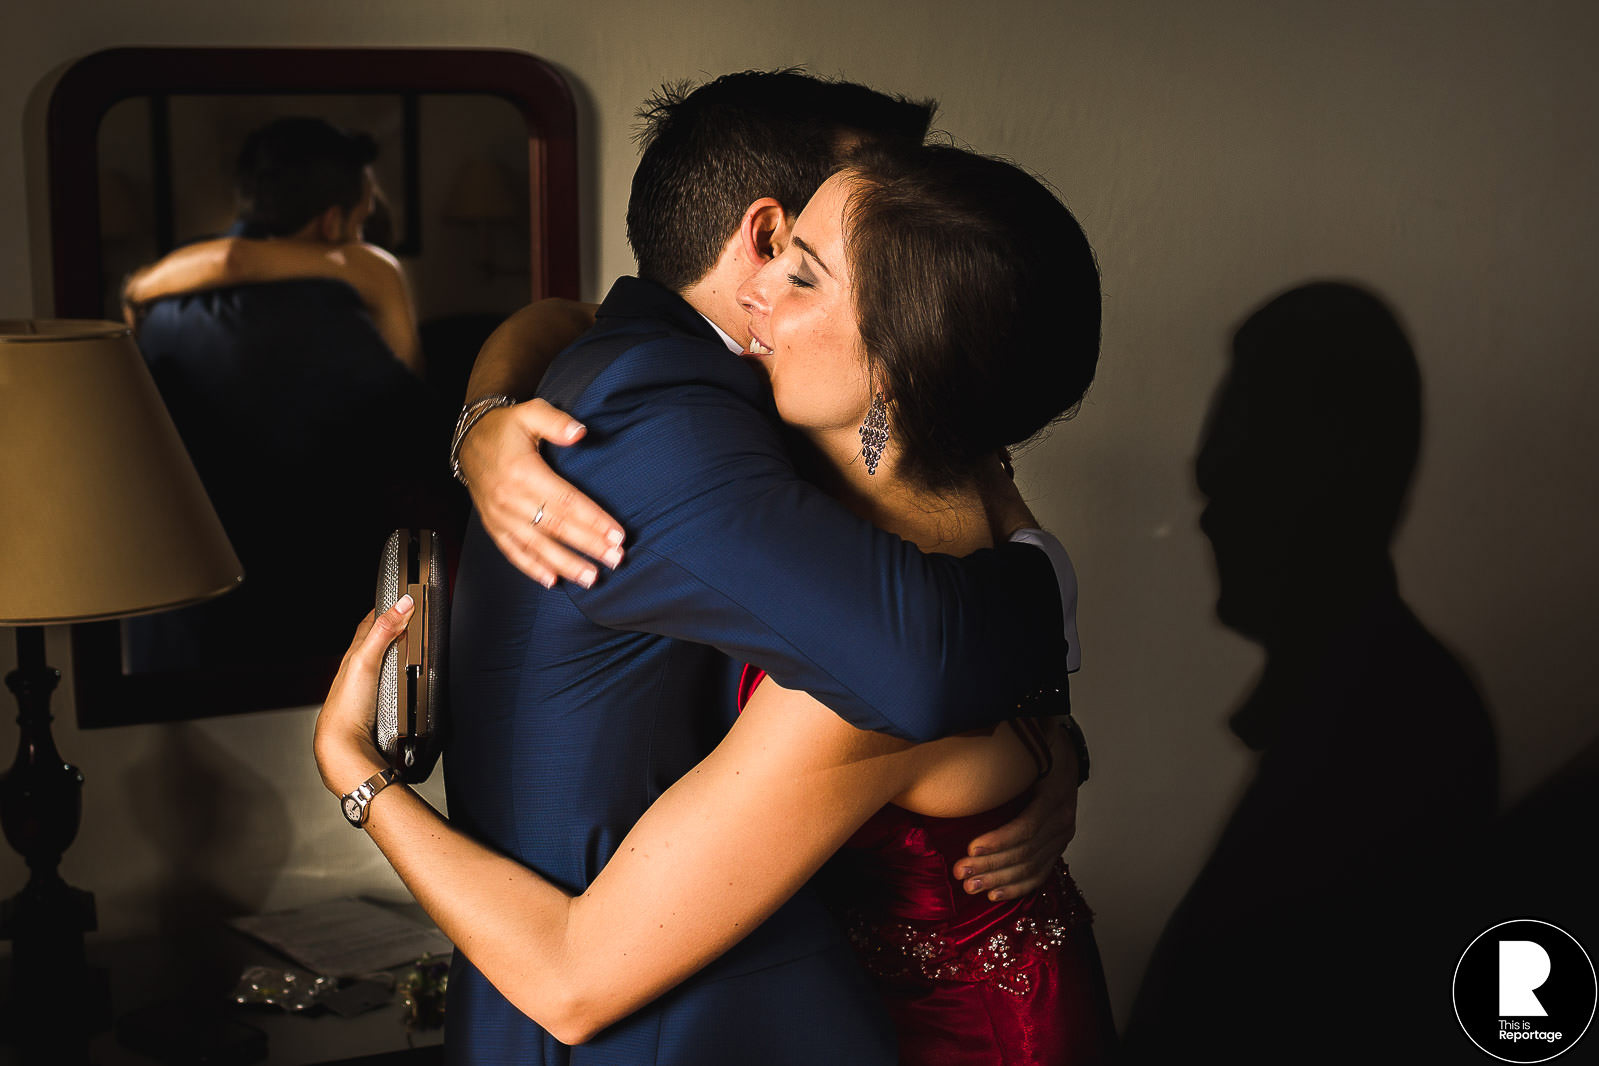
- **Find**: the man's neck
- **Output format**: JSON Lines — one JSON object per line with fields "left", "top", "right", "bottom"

{"left": 697, "top": 313, "right": 744, "bottom": 354}
{"left": 287, "top": 217, "right": 341, "bottom": 245}
{"left": 678, "top": 255, "right": 755, "bottom": 350}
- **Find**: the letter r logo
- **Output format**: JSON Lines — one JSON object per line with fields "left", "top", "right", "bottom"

{"left": 1500, "top": 940, "right": 1552, "bottom": 1016}
{"left": 1457, "top": 920, "right": 1594, "bottom": 1060}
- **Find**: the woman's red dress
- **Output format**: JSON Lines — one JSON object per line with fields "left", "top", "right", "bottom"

{"left": 739, "top": 666, "right": 1117, "bottom": 1064}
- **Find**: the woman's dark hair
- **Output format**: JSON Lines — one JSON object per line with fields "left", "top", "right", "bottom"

{"left": 235, "top": 117, "right": 378, "bottom": 237}
{"left": 843, "top": 142, "right": 1100, "bottom": 491}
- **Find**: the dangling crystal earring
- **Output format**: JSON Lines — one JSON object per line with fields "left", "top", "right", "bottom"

{"left": 859, "top": 392, "right": 889, "bottom": 475}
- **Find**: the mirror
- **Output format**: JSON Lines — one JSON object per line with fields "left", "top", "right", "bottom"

{"left": 48, "top": 48, "right": 579, "bottom": 726}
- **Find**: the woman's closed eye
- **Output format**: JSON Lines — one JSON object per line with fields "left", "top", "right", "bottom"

{"left": 786, "top": 271, "right": 815, "bottom": 290}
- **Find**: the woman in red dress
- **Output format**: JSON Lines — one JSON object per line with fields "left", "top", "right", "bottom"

{"left": 315, "top": 140, "right": 1113, "bottom": 1061}
{"left": 739, "top": 661, "right": 1115, "bottom": 1065}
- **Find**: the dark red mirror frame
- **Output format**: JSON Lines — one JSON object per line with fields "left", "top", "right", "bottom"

{"left": 48, "top": 46, "right": 579, "bottom": 318}
{"left": 47, "top": 47, "right": 579, "bottom": 726}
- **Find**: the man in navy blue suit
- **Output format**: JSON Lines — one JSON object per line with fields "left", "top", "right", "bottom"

{"left": 443, "top": 72, "right": 1081, "bottom": 1063}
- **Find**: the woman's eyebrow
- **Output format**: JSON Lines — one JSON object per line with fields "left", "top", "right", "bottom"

{"left": 792, "top": 236, "right": 833, "bottom": 278}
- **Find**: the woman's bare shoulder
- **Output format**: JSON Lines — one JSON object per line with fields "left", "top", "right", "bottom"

{"left": 339, "top": 241, "right": 404, "bottom": 276}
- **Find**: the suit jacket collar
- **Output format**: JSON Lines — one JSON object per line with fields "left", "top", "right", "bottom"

{"left": 597, "top": 276, "right": 722, "bottom": 345}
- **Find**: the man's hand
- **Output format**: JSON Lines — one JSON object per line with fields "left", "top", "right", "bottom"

{"left": 459, "top": 399, "right": 625, "bottom": 589}
{"left": 953, "top": 722, "right": 1079, "bottom": 900}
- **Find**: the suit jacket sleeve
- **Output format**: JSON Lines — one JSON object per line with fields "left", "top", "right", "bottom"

{"left": 548, "top": 332, "right": 1070, "bottom": 742}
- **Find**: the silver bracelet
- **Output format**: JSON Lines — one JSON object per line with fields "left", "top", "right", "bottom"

{"left": 450, "top": 394, "right": 517, "bottom": 486}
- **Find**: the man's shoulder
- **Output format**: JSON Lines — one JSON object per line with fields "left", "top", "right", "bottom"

{"left": 141, "top": 280, "right": 386, "bottom": 355}
{"left": 143, "top": 278, "right": 366, "bottom": 331}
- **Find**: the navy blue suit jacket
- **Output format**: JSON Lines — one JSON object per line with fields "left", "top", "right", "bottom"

{"left": 128, "top": 278, "right": 429, "bottom": 670}
{"left": 444, "top": 277, "right": 1070, "bottom": 1064}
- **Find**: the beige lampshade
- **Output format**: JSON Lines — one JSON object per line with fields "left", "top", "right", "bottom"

{"left": 0, "top": 320, "right": 243, "bottom": 625}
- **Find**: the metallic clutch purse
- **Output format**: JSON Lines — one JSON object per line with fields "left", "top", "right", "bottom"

{"left": 374, "top": 529, "right": 448, "bottom": 783}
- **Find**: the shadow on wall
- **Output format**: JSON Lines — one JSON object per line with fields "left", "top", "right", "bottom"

{"left": 1482, "top": 730, "right": 1599, "bottom": 953}
{"left": 122, "top": 722, "right": 292, "bottom": 997}
{"left": 1122, "top": 282, "right": 1499, "bottom": 1063}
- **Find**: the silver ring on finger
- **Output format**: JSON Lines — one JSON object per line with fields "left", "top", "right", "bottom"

{"left": 532, "top": 502, "right": 547, "bottom": 526}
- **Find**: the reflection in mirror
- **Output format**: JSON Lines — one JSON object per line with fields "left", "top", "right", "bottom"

{"left": 103, "top": 95, "right": 533, "bottom": 684}
{"left": 49, "top": 48, "right": 578, "bottom": 726}
{"left": 98, "top": 93, "right": 533, "bottom": 326}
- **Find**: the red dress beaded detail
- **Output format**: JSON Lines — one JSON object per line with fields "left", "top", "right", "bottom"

{"left": 738, "top": 666, "right": 1117, "bottom": 1065}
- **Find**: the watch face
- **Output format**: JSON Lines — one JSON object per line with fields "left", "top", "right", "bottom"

{"left": 343, "top": 795, "right": 363, "bottom": 824}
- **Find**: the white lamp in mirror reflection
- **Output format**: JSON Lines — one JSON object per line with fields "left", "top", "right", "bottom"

{"left": 0, "top": 319, "right": 241, "bottom": 1045}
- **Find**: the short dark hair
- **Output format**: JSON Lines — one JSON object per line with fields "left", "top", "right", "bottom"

{"left": 842, "top": 142, "right": 1101, "bottom": 491}
{"left": 235, "top": 117, "right": 377, "bottom": 237}
{"left": 626, "top": 70, "right": 935, "bottom": 292}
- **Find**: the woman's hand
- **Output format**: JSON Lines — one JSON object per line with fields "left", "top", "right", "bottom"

{"left": 122, "top": 239, "right": 242, "bottom": 307}
{"left": 459, "top": 400, "right": 624, "bottom": 588}
{"left": 456, "top": 299, "right": 623, "bottom": 589}
{"left": 313, "top": 596, "right": 414, "bottom": 797}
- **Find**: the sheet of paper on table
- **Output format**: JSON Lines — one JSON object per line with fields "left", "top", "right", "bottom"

{"left": 229, "top": 897, "right": 453, "bottom": 977}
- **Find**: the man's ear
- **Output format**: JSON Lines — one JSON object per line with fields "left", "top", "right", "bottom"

{"left": 736, "top": 197, "right": 792, "bottom": 264}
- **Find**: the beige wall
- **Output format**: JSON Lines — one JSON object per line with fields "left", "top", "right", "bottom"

{"left": 3, "top": 0, "right": 1597, "bottom": 1025}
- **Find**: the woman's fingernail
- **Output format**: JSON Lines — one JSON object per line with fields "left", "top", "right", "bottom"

{"left": 989, "top": 889, "right": 1006, "bottom": 902}
{"left": 579, "top": 568, "right": 597, "bottom": 589}
{"left": 603, "top": 547, "right": 624, "bottom": 569}
{"left": 567, "top": 421, "right": 585, "bottom": 439}
{"left": 967, "top": 878, "right": 983, "bottom": 893}
{"left": 395, "top": 594, "right": 414, "bottom": 612}
{"left": 606, "top": 528, "right": 625, "bottom": 546}
{"left": 970, "top": 846, "right": 991, "bottom": 857}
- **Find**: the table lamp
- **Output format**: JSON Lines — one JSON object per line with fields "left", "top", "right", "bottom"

{"left": 0, "top": 320, "right": 242, "bottom": 1050}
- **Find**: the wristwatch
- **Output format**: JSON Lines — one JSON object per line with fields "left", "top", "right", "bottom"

{"left": 341, "top": 767, "right": 400, "bottom": 828}
{"left": 1017, "top": 687, "right": 1090, "bottom": 785}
